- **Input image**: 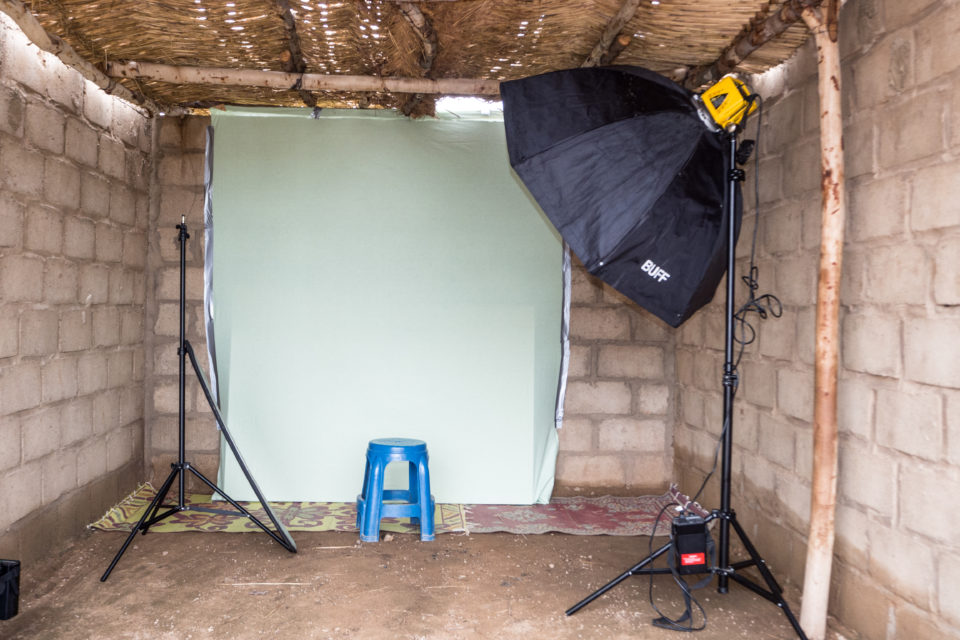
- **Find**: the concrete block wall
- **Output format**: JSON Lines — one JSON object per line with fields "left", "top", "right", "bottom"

{"left": 145, "top": 116, "right": 217, "bottom": 486}
{"left": 556, "top": 265, "right": 675, "bottom": 490}
{"left": 673, "top": 0, "right": 960, "bottom": 638}
{"left": 0, "top": 14, "right": 149, "bottom": 563}
{"left": 148, "top": 118, "right": 676, "bottom": 493}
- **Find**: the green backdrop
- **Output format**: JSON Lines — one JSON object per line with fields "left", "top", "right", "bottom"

{"left": 209, "top": 107, "right": 562, "bottom": 504}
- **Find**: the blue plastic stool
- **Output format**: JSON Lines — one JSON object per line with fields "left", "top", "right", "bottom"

{"left": 356, "top": 438, "right": 435, "bottom": 542}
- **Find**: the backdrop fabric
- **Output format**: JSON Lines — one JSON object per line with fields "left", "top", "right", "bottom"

{"left": 207, "top": 107, "right": 563, "bottom": 504}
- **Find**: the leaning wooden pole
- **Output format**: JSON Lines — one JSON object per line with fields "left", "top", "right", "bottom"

{"left": 799, "top": 2, "right": 844, "bottom": 639}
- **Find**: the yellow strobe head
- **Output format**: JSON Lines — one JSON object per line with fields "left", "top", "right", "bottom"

{"left": 700, "top": 76, "right": 758, "bottom": 130}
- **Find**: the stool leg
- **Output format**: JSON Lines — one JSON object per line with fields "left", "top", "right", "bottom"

{"left": 360, "top": 460, "right": 385, "bottom": 542}
{"left": 408, "top": 460, "right": 420, "bottom": 523}
{"left": 417, "top": 456, "right": 435, "bottom": 541}
{"left": 357, "top": 457, "right": 372, "bottom": 530}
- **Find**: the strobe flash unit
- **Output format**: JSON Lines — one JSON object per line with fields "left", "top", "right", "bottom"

{"left": 672, "top": 515, "right": 709, "bottom": 575}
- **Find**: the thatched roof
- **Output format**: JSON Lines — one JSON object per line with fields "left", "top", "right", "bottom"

{"left": 4, "top": 0, "right": 817, "bottom": 116}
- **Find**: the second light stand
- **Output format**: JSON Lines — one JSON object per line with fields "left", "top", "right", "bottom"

{"left": 564, "top": 131, "right": 807, "bottom": 640}
{"left": 101, "top": 217, "right": 297, "bottom": 581}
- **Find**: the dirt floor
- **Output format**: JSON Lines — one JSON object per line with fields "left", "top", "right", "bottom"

{"left": 0, "top": 526, "right": 821, "bottom": 640}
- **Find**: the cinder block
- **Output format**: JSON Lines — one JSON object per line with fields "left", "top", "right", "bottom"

{"left": 900, "top": 464, "right": 960, "bottom": 543}
{"left": 158, "top": 117, "right": 182, "bottom": 148}
{"left": 776, "top": 367, "right": 813, "bottom": 422}
{"left": 126, "top": 149, "right": 150, "bottom": 192}
{"left": 557, "top": 416, "right": 592, "bottom": 452}
{"left": 838, "top": 378, "right": 874, "bottom": 439}
{"left": 82, "top": 82, "right": 112, "bottom": 129}
{"left": 21, "top": 408, "right": 59, "bottom": 462}
{"left": 904, "top": 318, "right": 960, "bottom": 387}
{"left": 566, "top": 344, "right": 591, "bottom": 378}
{"left": 159, "top": 186, "right": 204, "bottom": 228}
{"left": 61, "top": 396, "right": 94, "bottom": 445}
{"left": 63, "top": 216, "right": 96, "bottom": 259}
{"left": 159, "top": 152, "right": 205, "bottom": 186}
{"left": 834, "top": 503, "right": 870, "bottom": 568}
{"left": 21, "top": 208, "right": 58, "bottom": 267}
{"left": 762, "top": 202, "right": 803, "bottom": 255}
{"left": 795, "top": 307, "right": 816, "bottom": 365}
{"left": 98, "top": 135, "right": 125, "bottom": 179}
{"left": 564, "top": 381, "right": 632, "bottom": 415}
{"left": 761, "top": 89, "right": 803, "bottom": 154}
{"left": 153, "top": 380, "right": 181, "bottom": 414}
{"left": 80, "top": 172, "right": 110, "bottom": 218}
{"left": 742, "top": 360, "right": 777, "bottom": 408}
{"left": 19, "top": 308, "right": 58, "bottom": 356}
{"left": 757, "top": 312, "right": 795, "bottom": 361}
{"left": 934, "top": 236, "right": 960, "bottom": 305}
{"left": 842, "top": 312, "right": 901, "bottom": 377}
{"left": 109, "top": 185, "right": 137, "bottom": 227}
{"left": 154, "top": 302, "right": 180, "bottom": 337}
{"left": 879, "top": 95, "right": 943, "bottom": 168}
{"left": 43, "top": 157, "right": 82, "bottom": 210}
{"left": 895, "top": 602, "right": 954, "bottom": 640}
{"left": 940, "top": 551, "right": 960, "bottom": 627}
{"left": 92, "top": 306, "right": 120, "bottom": 347}
{"left": 569, "top": 306, "right": 630, "bottom": 340}
{"left": 106, "top": 425, "right": 134, "bottom": 472}
{"left": 877, "top": 386, "right": 942, "bottom": 460}
{"left": 95, "top": 222, "right": 123, "bottom": 262}
{"left": 914, "top": 3, "right": 960, "bottom": 84}
{"left": 598, "top": 417, "right": 665, "bottom": 452}
{"left": 679, "top": 387, "right": 704, "bottom": 430}
{"left": 77, "top": 352, "right": 108, "bottom": 394}
{"left": 637, "top": 384, "right": 669, "bottom": 414}
{"left": 782, "top": 137, "right": 820, "bottom": 198}
{"left": 597, "top": 344, "right": 663, "bottom": 379}
{"left": 132, "top": 346, "right": 145, "bottom": 381}
{"left": 556, "top": 454, "right": 625, "bottom": 487}
{"left": 0, "top": 416, "right": 20, "bottom": 472}
{"left": 41, "top": 356, "right": 79, "bottom": 403}
{"left": 1, "top": 141, "right": 45, "bottom": 197}
{"left": 43, "top": 258, "right": 79, "bottom": 304}
{"left": 25, "top": 102, "right": 65, "bottom": 154}
{"left": 774, "top": 254, "right": 817, "bottom": 306}
{"left": 111, "top": 101, "right": 141, "bottom": 147}
{"left": 92, "top": 389, "right": 120, "bottom": 434}
{"left": 76, "top": 437, "right": 107, "bottom": 486}
{"left": 868, "top": 525, "right": 935, "bottom": 607}
{"left": 183, "top": 117, "right": 211, "bottom": 150}
{"left": 949, "top": 391, "right": 960, "bottom": 466}
{"left": 864, "top": 244, "right": 929, "bottom": 305}
{"left": 624, "top": 454, "right": 668, "bottom": 489}
{"left": 0, "top": 360, "right": 42, "bottom": 413}
{"left": 120, "top": 308, "right": 143, "bottom": 345}
{"left": 118, "top": 385, "right": 144, "bottom": 427}
{"left": 758, "top": 413, "right": 796, "bottom": 469}
{"left": 108, "top": 268, "right": 137, "bottom": 304}
{"left": 774, "top": 473, "right": 810, "bottom": 528}
{"left": 157, "top": 266, "right": 205, "bottom": 301}
{"left": 42, "top": 449, "right": 77, "bottom": 504}
{"left": 0, "top": 305, "right": 16, "bottom": 358}
{"left": 106, "top": 349, "right": 134, "bottom": 388}
{"left": 122, "top": 230, "right": 147, "bottom": 269}
{"left": 0, "top": 461, "right": 42, "bottom": 529}
{"left": 64, "top": 117, "right": 99, "bottom": 167}
{"left": 0, "top": 86, "right": 25, "bottom": 137}
{"left": 849, "top": 176, "right": 908, "bottom": 241}
{"left": 884, "top": 0, "right": 938, "bottom": 30}
{"left": 78, "top": 263, "right": 110, "bottom": 304}
{"left": 0, "top": 192, "right": 24, "bottom": 247}
{"left": 674, "top": 349, "right": 695, "bottom": 386}
{"left": 838, "top": 442, "right": 895, "bottom": 516}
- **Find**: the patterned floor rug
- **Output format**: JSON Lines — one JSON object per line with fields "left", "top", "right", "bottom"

{"left": 90, "top": 484, "right": 701, "bottom": 537}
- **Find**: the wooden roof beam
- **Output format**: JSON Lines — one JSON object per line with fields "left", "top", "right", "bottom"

{"left": 582, "top": 0, "right": 642, "bottom": 67}
{"left": 0, "top": 0, "right": 165, "bottom": 114}
{"left": 271, "top": 0, "right": 316, "bottom": 107}
{"left": 106, "top": 61, "right": 502, "bottom": 96}
{"left": 397, "top": 1, "right": 438, "bottom": 116}
{"left": 683, "top": 0, "right": 824, "bottom": 89}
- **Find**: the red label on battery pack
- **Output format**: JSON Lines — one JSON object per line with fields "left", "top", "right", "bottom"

{"left": 680, "top": 552, "right": 705, "bottom": 566}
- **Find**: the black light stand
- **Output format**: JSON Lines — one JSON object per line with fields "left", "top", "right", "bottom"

{"left": 564, "top": 131, "right": 807, "bottom": 640}
{"left": 101, "top": 218, "right": 297, "bottom": 581}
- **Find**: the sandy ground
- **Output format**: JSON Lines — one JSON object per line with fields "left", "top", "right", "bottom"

{"left": 0, "top": 526, "right": 821, "bottom": 640}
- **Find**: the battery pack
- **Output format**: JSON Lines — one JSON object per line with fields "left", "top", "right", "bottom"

{"left": 672, "top": 515, "right": 708, "bottom": 575}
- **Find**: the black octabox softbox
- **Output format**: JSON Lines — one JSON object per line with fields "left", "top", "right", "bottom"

{"left": 501, "top": 66, "right": 741, "bottom": 327}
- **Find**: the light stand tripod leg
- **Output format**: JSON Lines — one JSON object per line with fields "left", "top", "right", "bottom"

{"left": 565, "top": 540, "right": 672, "bottom": 615}
{"left": 100, "top": 465, "right": 181, "bottom": 582}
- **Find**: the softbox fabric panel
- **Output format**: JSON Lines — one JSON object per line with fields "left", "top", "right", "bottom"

{"left": 501, "top": 66, "right": 741, "bottom": 327}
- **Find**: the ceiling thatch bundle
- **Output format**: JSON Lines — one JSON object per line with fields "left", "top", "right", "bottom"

{"left": 3, "top": 0, "right": 816, "bottom": 116}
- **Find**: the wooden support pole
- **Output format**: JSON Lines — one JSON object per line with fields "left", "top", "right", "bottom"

{"left": 0, "top": 0, "right": 162, "bottom": 113}
{"left": 799, "top": 2, "right": 844, "bottom": 639}
{"left": 582, "top": 0, "right": 642, "bottom": 67}
{"left": 271, "top": 0, "right": 316, "bottom": 107}
{"left": 106, "top": 61, "right": 502, "bottom": 96}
